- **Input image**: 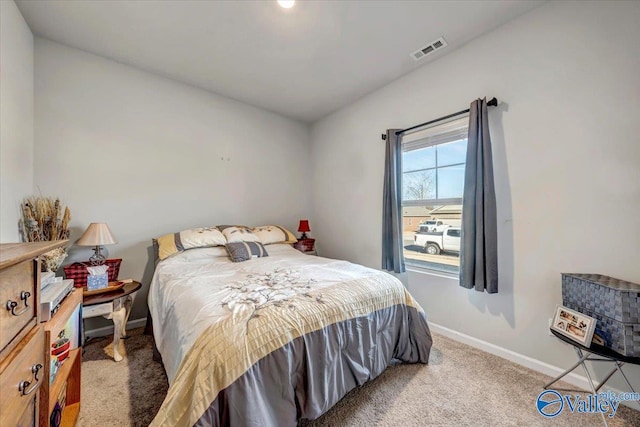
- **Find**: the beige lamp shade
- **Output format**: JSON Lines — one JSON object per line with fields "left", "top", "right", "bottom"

{"left": 77, "top": 223, "right": 117, "bottom": 265}
{"left": 77, "top": 223, "right": 118, "bottom": 246}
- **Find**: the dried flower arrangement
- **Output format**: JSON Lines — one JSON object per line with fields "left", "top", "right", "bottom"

{"left": 21, "top": 196, "right": 71, "bottom": 272}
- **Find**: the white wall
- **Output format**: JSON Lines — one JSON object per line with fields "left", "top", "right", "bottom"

{"left": 0, "top": 0, "right": 34, "bottom": 242}
{"left": 311, "top": 1, "right": 640, "bottom": 387}
{"left": 34, "top": 39, "right": 311, "bottom": 322}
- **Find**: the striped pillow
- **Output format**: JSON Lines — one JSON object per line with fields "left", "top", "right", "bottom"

{"left": 156, "top": 227, "right": 226, "bottom": 260}
{"left": 225, "top": 242, "right": 269, "bottom": 262}
{"left": 252, "top": 225, "right": 297, "bottom": 245}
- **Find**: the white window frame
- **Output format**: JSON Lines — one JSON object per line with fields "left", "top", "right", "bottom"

{"left": 401, "top": 115, "right": 468, "bottom": 276}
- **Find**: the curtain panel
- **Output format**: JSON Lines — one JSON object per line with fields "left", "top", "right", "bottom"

{"left": 460, "top": 98, "right": 499, "bottom": 293}
{"left": 382, "top": 129, "right": 405, "bottom": 273}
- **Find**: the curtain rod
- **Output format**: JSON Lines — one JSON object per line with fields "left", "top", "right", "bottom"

{"left": 381, "top": 97, "right": 498, "bottom": 140}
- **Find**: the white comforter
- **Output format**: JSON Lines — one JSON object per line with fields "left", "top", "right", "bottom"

{"left": 148, "top": 244, "right": 386, "bottom": 384}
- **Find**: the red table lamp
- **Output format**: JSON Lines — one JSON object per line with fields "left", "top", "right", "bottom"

{"left": 298, "top": 220, "right": 310, "bottom": 240}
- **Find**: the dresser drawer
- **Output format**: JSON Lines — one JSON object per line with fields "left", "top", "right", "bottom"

{"left": 0, "top": 326, "right": 45, "bottom": 427}
{"left": 15, "top": 394, "right": 37, "bottom": 427}
{"left": 0, "top": 260, "right": 37, "bottom": 353}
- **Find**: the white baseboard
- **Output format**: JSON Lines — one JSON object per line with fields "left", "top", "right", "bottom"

{"left": 429, "top": 322, "right": 639, "bottom": 409}
{"left": 84, "top": 317, "right": 147, "bottom": 338}
{"left": 82, "top": 318, "right": 636, "bottom": 408}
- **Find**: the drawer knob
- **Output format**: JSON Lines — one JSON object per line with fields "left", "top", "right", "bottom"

{"left": 6, "top": 291, "right": 31, "bottom": 316}
{"left": 18, "top": 363, "right": 43, "bottom": 396}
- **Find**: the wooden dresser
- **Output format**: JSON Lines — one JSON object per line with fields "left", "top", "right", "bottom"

{"left": 0, "top": 241, "right": 67, "bottom": 427}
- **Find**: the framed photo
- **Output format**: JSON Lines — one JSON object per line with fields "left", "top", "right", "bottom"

{"left": 551, "top": 305, "right": 596, "bottom": 346}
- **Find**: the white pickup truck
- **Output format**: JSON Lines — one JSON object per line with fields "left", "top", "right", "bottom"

{"left": 417, "top": 219, "right": 450, "bottom": 233}
{"left": 414, "top": 227, "right": 461, "bottom": 255}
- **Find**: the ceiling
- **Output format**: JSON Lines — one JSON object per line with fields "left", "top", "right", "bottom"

{"left": 16, "top": 0, "right": 543, "bottom": 123}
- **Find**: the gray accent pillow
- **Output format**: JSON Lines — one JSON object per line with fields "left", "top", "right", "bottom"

{"left": 225, "top": 242, "right": 269, "bottom": 262}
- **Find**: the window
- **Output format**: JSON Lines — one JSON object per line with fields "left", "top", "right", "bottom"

{"left": 446, "top": 228, "right": 460, "bottom": 238}
{"left": 401, "top": 116, "right": 467, "bottom": 274}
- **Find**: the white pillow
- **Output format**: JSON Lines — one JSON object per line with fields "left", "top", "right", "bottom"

{"left": 252, "top": 225, "right": 297, "bottom": 245}
{"left": 169, "top": 246, "right": 230, "bottom": 262}
{"left": 156, "top": 227, "right": 226, "bottom": 260}
{"left": 217, "top": 225, "right": 261, "bottom": 243}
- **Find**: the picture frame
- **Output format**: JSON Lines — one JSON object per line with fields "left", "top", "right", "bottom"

{"left": 551, "top": 304, "right": 596, "bottom": 347}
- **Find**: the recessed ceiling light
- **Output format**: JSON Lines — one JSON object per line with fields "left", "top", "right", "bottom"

{"left": 278, "top": 0, "right": 295, "bottom": 9}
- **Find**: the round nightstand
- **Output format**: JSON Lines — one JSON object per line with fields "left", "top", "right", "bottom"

{"left": 82, "top": 281, "right": 142, "bottom": 361}
{"left": 293, "top": 238, "right": 316, "bottom": 255}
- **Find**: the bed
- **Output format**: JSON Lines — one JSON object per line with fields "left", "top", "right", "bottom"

{"left": 147, "top": 242, "right": 432, "bottom": 426}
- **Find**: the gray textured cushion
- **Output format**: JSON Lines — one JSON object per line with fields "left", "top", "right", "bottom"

{"left": 225, "top": 242, "right": 269, "bottom": 262}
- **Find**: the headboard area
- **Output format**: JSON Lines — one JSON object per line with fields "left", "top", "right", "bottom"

{"left": 151, "top": 225, "right": 297, "bottom": 264}
{"left": 151, "top": 238, "right": 160, "bottom": 265}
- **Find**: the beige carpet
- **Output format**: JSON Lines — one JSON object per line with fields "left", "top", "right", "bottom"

{"left": 79, "top": 329, "right": 640, "bottom": 426}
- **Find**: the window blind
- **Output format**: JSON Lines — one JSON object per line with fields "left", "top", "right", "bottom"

{"left": 402, "top": 116, "right": 468, "bottom": 152}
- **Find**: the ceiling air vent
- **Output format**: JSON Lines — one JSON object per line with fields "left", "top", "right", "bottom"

{"left": 411, "top": 37, "right": 448, "bottom": 61}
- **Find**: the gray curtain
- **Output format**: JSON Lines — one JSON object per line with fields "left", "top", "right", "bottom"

{"left": 460, "top": 98, "right": 498, "bottom": 293}
{"left": 382, "top": 129, "right": 405, "bottom": 273}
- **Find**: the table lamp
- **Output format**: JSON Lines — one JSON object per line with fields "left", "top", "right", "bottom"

{"left": 76, "top": 223, "right": 118, "bottom": 265}
{"left": 298, "top": 220, "right": 310, "bottom": 240}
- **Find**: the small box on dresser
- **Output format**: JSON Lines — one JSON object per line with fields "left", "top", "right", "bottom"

{"left": 562, "top": 273, "right": 640, "bottom": 356}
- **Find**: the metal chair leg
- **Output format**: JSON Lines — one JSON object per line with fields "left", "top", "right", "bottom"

{"left": 614, "top": 362, "right": 640, "bottom": 410}
{"left": 544, "top": 351, "right": 591, "bottom": 390}
{"left": 594, "top": 367, "right": 619, "bottom": 393}
{"left": 576, "top": 348, "right": 608, "bottom": 427}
